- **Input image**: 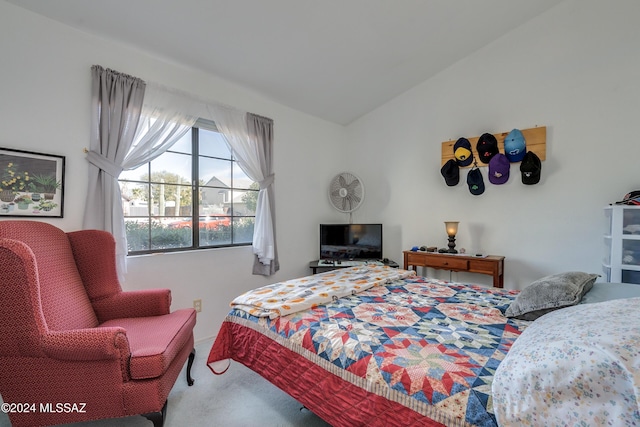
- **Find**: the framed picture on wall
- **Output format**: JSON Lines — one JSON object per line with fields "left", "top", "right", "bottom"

{"left": 0, "top": 148, "right": 65, "bottom": 218}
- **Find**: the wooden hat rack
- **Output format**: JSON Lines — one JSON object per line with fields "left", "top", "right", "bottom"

{"left": 441, "top": 126, "right": 546, "bottom": 168}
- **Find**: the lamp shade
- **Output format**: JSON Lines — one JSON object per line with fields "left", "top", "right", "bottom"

{"left": 445, "top": 221, "right": 459, "bottom": 237}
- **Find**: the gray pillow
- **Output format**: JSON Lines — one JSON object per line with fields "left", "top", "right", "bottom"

{"left": 505, "top": 272, "right": 599, "bottom": 321}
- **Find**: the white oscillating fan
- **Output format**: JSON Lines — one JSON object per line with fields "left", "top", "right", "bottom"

{"left": 328, "top": 172, "right": 364, "bottom": 222}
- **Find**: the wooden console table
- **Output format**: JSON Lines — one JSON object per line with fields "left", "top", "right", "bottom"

{"left": 403, "top": 251, "right": 505, "bottom": 288}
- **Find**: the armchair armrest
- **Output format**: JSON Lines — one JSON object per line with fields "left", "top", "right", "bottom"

{"left": 92, "top": 289, "right": 172, "bottom": 322}
{"left": 41, "top": 327, "right": 130, "bottom": 361}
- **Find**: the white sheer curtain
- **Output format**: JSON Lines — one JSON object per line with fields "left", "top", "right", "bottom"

{"left": 115, "top": 84, "right": 198, "bottom": 276}
{"left": 125, "top": 83, "right": 198, "bottom": 170}
{"left": 207, "top": 104, "right": 279, "bottom": 275}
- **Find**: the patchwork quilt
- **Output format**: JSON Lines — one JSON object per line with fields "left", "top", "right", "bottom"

{"left": 208, "top": 274, "right": 528, "bottom": 427}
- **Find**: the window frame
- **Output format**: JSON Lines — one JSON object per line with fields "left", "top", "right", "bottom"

{"left": 119, "top": 119, "right": 257, "bottom": 255}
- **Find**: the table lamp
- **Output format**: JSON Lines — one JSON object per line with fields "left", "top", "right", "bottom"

{"left": 444, "top": 221, "right": 459, "bottom": 254}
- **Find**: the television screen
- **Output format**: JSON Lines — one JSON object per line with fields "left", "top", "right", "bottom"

{"left": 320, "top": 224, "right": 383, "bottom": 260}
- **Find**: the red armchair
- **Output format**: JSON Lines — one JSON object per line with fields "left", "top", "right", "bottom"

{"left": 0, "top": 220, "right": 196, "bottom": 427}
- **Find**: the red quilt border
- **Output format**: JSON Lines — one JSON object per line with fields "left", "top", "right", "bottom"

{"left": 208, "top": 319, "right": 449, "bottom": 427}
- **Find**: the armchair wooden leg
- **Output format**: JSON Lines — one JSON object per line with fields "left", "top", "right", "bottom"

{"left": 187, "top": 348, "right": 195, "bottom": 386}
{"left": 143, "top": 400, "right": 167, "bottom": 427}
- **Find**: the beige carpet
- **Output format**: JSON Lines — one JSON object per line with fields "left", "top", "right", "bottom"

{"left": 0, "top": 338, "right": 331, "bottom": 427}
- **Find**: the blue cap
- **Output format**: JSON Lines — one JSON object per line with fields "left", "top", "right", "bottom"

{"left": 504, "top": 129, "right": 527, "bottom": 162}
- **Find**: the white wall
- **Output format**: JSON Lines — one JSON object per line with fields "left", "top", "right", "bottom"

{"left": 0, "top": 1, "right": 348, "bottom": 341}
{"left": 346, "top": 0, "right": 640, "bottom": 288}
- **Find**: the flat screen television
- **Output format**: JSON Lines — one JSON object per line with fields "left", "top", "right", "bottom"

{"left": 320, "top": 224, "right": 383, "bottom": 260}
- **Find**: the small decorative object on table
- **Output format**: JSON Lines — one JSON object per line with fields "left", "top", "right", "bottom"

{"left": 444, "top": 221, "right": 459, "bottom": 254}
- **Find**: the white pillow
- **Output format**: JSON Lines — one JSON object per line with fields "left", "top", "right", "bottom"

{"left": 493, "top": 297, "right": 640, "bottom": 426}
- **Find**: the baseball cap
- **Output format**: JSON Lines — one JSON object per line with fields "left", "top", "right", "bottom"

{"left": 504, "top": 129, "right": 527, "bottom": 162}
{"left": 476, "top": 133, "right": 499, "bottom": 164}
{"left": 488, "top": 153, "right": 510, "bottom": 185}
{"left": 454, "top": 137, "right": 473, "bottom": 166}
{"left": 467, "top": 167, "right": 485, "bottom": 195}
{"left": 440, "top": 159, "right": 460, "bottom": 186}
{"left": 614, "top": 191, "right": 640, "bottom": 205}
{"left": 520, "top": 151, "right": 542, "bottom": 185}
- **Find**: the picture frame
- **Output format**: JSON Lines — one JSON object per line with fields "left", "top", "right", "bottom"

{"left": 0, "top": 147, "right": 65, "bottom": 218}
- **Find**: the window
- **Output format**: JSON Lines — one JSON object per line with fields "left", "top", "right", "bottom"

{"left": 119, "top": 120, "right": 258, "bottom": 254}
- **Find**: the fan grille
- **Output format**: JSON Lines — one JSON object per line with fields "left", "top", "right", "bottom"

{"left": 329, "top": 172, "right": 364, "bottom": 213}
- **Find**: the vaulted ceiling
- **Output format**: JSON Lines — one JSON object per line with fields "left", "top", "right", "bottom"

{"left": 7, "top": 0, "right": 564, "bottom": 124}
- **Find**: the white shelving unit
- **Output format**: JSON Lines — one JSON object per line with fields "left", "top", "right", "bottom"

{"left": 603, "top": 205, "right": 640, "bottom": 284}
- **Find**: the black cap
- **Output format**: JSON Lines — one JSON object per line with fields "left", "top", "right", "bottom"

{"left": 520, "top": 151, "right": 541, "bottom": 185}
{"left": 614, "top": 191, "right": 640, "bottom": 205}
{"left": 467, "top": 167, "right": 485, "bottom": 195}
{"left": 476, "top": 133, "right": 499, "bottom": 164}
{"left": 440, "top": 159, "right": 460, "bottom": 186}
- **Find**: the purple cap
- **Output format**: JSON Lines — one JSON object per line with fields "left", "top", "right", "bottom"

{"left": 488, "top": 153, "right": 510, "bottom": 185}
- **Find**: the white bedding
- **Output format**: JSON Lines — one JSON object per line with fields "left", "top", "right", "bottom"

{"left": 230, "top": 265, "right": 414, "bottom": 318}
{"left": 492, "top": 297, "right": 640, "bottom": 426}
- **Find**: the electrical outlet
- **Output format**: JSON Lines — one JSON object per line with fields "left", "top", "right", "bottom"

{"left": 193, "top": 299, "right": 202, "bottom": 313}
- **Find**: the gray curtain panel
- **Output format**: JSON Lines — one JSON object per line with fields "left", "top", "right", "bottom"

{"left": 247, "top": 113, "right": 279, "bottom": 276}
{"left": 84, "top": 65, "right": 146, "bottom": 278}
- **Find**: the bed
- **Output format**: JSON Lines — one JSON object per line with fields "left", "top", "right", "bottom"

{"left": 207, "top": 266, "right": 640, "bottom": 426}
